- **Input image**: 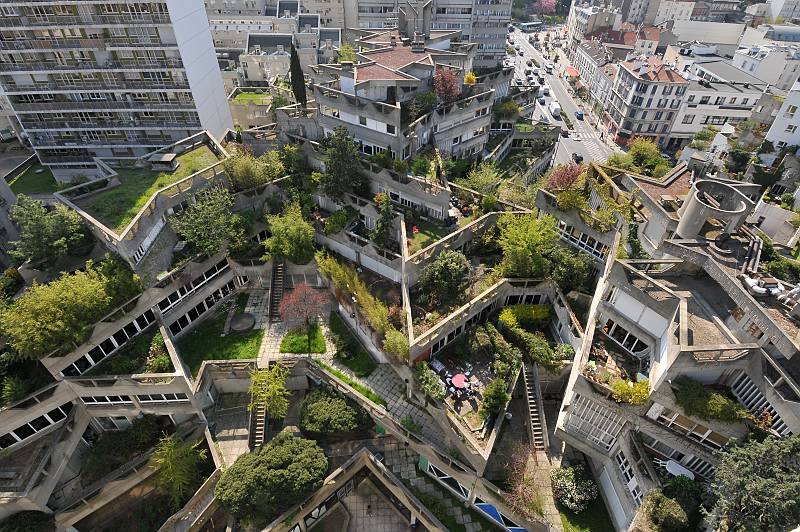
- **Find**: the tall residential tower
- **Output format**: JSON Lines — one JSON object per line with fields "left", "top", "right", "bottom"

{"left": 0, "top": 0, "right": 233, "bottom": 180}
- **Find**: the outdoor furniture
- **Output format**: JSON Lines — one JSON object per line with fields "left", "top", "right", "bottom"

{"left": 666, "top": 460, "right": 695, "bottom": 480}
{"left": 430, "top": 359, "right": 446, "bottom": 373}
{"left": 449, "top": 386, "right": 456, "bottom": 395}
{"left": 452, "top": 373, "right": 467, "bottom": 389}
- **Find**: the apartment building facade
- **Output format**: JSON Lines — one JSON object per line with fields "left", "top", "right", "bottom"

{"left": 671, "top": 79, "right": 768, "bottom": 146}
{"left": 0, "top": 0, "right": 233, "bottom": 181}
{"left": 431, "top": 0, "right": 512, "bottom": 68}
{"left": 606, "top": 57, "right": 688, "bottom": 147}
{"left": 765, "top": 79, "right": 800, "bottom": 149}
{"left": 566, "top": 3, "right": 622, "bottom": 55}
{"left": 732, "top": 44, "right": 800, "bottom": 91}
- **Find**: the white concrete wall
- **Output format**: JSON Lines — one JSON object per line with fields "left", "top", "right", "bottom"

{"left": 168, "top": 0, "right": 234, "bottom": 139}
{"left": 766, "top": 80, "right": 800, "bottom": 148}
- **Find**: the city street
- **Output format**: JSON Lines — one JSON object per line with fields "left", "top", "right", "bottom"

{"left": 508, "top": 28, "right": 618, "bottom": 165}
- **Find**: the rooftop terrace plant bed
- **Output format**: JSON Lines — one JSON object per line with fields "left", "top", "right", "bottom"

{"left": 76, "top": 146, "right": 220, "bottom": 232}
{"left": 279, "top": 322, "right": 327, "bottom": 354}
{"left": 176, "top": 294, "right": 264, "bottom": 376}
{"left": 7, "top": 163, "right": 59, "bottom": 195}
{"left": 329, "top": 311, "right": 377, "bottom": 377}
{"left": 405, "top": 217, "right": 457, "bottom": 255}
{"left": 84, "top": 329, "right": 173, "bottom": 376}
{"left": 231, "top": 91, "right": 272, "bottom": 105}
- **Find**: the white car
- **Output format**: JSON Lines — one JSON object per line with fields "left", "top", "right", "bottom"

{"left": 542, "top": 86, "right": 550, "bottom": 95}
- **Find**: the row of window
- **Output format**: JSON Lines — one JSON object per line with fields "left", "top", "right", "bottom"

{"left": 168, "top": 280, "right": 237, "bottom": 336}
{"left": 654, "top": 405, "right": 729, "bottom": 451}
{"left": 0, "top": 402, "right": 73, "bottom": 450}
{"left": 157, "top": 258, "right": 229, "bottom": 315}
{"left": 638, "top": 432, "right": 716, "bottom": 478}
{"left": 615, "top": 451, "right": 643, "bottom": 506}
{"left": 556, "top": 220, "right": 610, "bottom": 260}
{"left": 688, "top": 94, "right": 750, "bottom": 106}
{"left": 81, "top": 393, "right": 189, "bottom": 405}
{"left": 564, "top": 393, "right": 626, "bottom": 452}
{"left": 61, "top": 309, "right": 157, "bottom": 377}
{"left": 602, "top": 319, "right": 649, "bottom": 357}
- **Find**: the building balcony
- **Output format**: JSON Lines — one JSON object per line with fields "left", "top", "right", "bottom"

{"left": 2, "top": 79, "right": 190, "bottom": 93}
{"left": 29, "top": 136, "right": 173, "bottom": 148}
{"left": 20, "top": 119, "right": 202, "bottom": 131}
{"left": 0, "top": 37, "right": 106, "bottom": 51}
{"left": 0, "top": 13, "right": 172, "bottom": 28}
{"left": 10, "top": 99, "right": 196, "bottom": 112}
{"left": 0, "top": 57, "right": 183, "bottom": 73}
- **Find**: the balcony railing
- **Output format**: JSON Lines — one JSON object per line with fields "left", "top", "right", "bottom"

{"left": 20, "top": 119, "right": 201, "bottom": 131}
{"left": 0, "top": 13, "right": 172, "bottom": 27}
{"left": 3, "top": 80, "right": 190, "bottom": 92}
{"left": 10, "top": 99, "right": 196, "bottom": 112}
{"left": 0, "top": 58, "right": 183, "bottom": 72}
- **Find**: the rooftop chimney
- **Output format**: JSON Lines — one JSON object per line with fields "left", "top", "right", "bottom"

{"left": 390, "top": 35, "right": 397, "bottom": 47}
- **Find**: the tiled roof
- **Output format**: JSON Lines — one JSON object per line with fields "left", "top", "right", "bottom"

{"left": 355, "top": 63, "right": 416, "bottom": 82}
{"left": 585, "top": 29, "right": 637, "bottom": 47}
{"left": 639, "top": 26, "right": 661, "bottom": 41}
{"left": 622, "top": 57, "right": 688, "bottom": 83}
{"left": 361, "top": 29, "right": 402, "bottom": 44}
{"left": 360, "top": 46, "right": 435, "bottom": 69}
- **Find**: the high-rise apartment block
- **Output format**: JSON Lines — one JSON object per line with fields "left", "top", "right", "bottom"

{"left": 0, "top": 0, "right": 233, "bottom": 180}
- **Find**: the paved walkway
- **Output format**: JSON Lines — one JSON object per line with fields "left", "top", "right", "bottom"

{"left": 207, "top": 393, "right": 250, "bottom": 466}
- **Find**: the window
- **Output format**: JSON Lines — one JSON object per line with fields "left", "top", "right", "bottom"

{"left": 785, "top": 105, "right": 798, "bottom": 118}
{"left": 688, "top": 95, "right": 695, "bottom": 103}
{"left": 742, "top": 98, "right": 749, "bottom": 105}
{"left": 359, "top": 116, "right": 366, "bottom": 126}
{"left": 452, "top": 135, "right": 462, "bottom": 145}
{"left": 386, "top": 124, "right": 395, "bottom": 134}
{"left": 786, "top": 124, "right": 797, "bottom": 134}
{"left": 715, "top": 97, "right": 725, "bottom": 105}
{"left": 682, "top": 114, "right": 695, "bottom": 124}
{"left": 700, "top": 96, "right": 710, "bottom": 104}
{"left": 729, "top": 97, "right": 736, "bottom": 104}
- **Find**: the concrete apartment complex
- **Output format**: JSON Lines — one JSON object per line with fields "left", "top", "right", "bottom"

{"left": 0, "top": 0, "right": 233, "bottom": 181}
{"left": 765, "top": 78, "right": 800, "bottom": 149}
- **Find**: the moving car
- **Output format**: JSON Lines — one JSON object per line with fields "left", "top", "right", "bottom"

{"left": 544, "top": 63, "right": 553, "bottom": 74}
{"left": 538, "top": 95, "right": 546, "bottom": 104}
{"left": 572, "top": 153, "right": 584, "bottom": 163}
{"left": 575, "top": 110, "right": 584, "bottom": 120}
{"left": 561, "top": 128, "right": 569, "bottom": 137}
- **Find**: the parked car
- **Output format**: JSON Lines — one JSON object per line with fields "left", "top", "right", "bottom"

{"left": 561, "top": 128, "right": 569, "bottom": 137}
{"left": 575, "top": 110, "right": 584, "bottom": 120}
{"left": 542, "top": 86, "right": 550, "bottom": 95}
{"left": 518, "top": 50, "right": 524, "bottom": 56}
{"left": 549, "top": 102, "right": 561, "bottom": 117}
{"left": 526, "top": 60, "right": 533, "bottom": 67}
{"left": 538, "top": 95, "right": 546, "bottom": 104}
{"left": 572, "top": 152, "right": 584, "bottom": 163}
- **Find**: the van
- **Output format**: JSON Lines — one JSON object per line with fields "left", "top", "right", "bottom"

{"left": 0, "top": 128, "right": 14, "bottom": 142}
{"left": 549, "top": 102, "right": 561, "bottom": 117}
{"left": 544, "top": 63, "right": 553, "bottom": 74}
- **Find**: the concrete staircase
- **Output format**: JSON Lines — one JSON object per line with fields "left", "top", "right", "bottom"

{"left": 268, "top": 259, "right": 285, "bottom": 322}
{"left": 522, "top": 363, "right": 546, "bottom": 451}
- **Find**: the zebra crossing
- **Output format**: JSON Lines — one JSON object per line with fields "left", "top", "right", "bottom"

{"left": 571, "top": 127, "right": 610, "bottom": 163}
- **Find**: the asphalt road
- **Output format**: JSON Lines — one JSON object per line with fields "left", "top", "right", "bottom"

{"left": 507, "top": 28, "right": 617, "bottom": 166}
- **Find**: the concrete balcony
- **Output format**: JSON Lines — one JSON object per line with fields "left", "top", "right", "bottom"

{"left": 2, "top": 79, "right": 191, "bottom": 93}
{"left": 11, "top": 100, "right": 196, "bottom": 113}
{"left": 20, "top": 119, "right": 202, "bottom": 131}
{"left": 0, "top": 57, "right": 183, "bottom": 73}
{"left": 0, "top": 13, "right": 172, "bottom": 28}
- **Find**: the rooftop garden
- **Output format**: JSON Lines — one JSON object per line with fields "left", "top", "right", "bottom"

{"left": 583, "top": 335, "right": 649, "bottom": 405}
{"left": 541, "top": 162, "right": 633, "bottom": 233}
{"left": 84, "top": 329, "right": 173, "bottom": 376}
{"left": 299, "top": 386, "right": 373, "bottom": 442}
{"left": 329, "top": 310, "right": 377, "bottom": 377}
{"left": 672, "top": 376, "right": 749, "bottom": 423}
{"left": 0, "top": 354, "right": 54, "bottom": 408}
{"left": 606, "top": 138, "right": 673, "bottom": 178}
{"left": 0, "top": 256, "right": 141, "bottom": 360}
{"left": 231, "top": 90, "right": 272, "bottom": 105}
{"left": 176, "top": 293, "right": 264, "bottom": 376}
{"left": 758, "top": 232, "right": 800, "bottom": 284}
{"left": 76, "top": 145, "right": 220, "bottom": 232}
{"left": 405, "top": 215, "right": 456, "bottom": 255}
{"left": 7, "top": 163, "right": 59, "bottom": 195}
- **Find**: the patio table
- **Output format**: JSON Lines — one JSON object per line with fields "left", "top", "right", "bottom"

{"left": 452, "top": 373, "right": 467, "bottom": 389}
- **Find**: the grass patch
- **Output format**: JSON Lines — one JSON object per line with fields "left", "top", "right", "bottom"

{"left": 315, "top": 359, "right": 386, "bottom": 406}
{"left": 559, "top": 499, "right": 615, "bottom": 532}
{"left": 8, "top": 164, "right": 59, "bottom": 194}
{"left": 177, "top": 301, "right": 264, "bottom": 376}
{"left": 329, "top": 311, "right": 377, "bottom": 377}
{"left": 279, "top": 321, "right": 326, "bottom": 353}
{"left": 78, "top": 146, "right": 219, "bottom": 232}
{"left": 231, "top": 91, "right": 271, "bottom": 105}
{"left": 406, "top": 218, "right": 453, "bottom": 254}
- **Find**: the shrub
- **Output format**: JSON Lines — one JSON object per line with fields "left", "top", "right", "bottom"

{"left": 498, "top": 304, "right": 553, "bottom": 329}
{"left": 555, "top": 189, "right": 588, "bottom": 211}
{"left": 484, "top": 322, "right": 522, "bottom": 380}
{"left": 610, "top": 378, "right": 650, "bottom": 405}
{"left": 216, "top": 433, "right": 328, "bottom": 520}
{"left": 383, "top": 327, "right": 409, "bottom": 359}
{"left": 672, "top": 376, "right": 748, "bottom": 422}
{"left": 323, "top": 206, "right": 357, "bottom": 235}
{"left": 265, "top": 202, "right": 315, "bottom": 264}
{"left": 550, "top": 464, "right": 598, "bottom": 513}
{"left": 644, "top": 490, "right": 689, "bottom": 532}
{"left": 416, "top": 250, "right": 470, "bottom": 307}
{"left": 81, "top": 414, "right": 164, "bottom": 484}
{"left": 480, "top": 377, "right": 510, "bottom": 420}
{"left": 0, "top": 511, "right": 54, "bottom": 532}
{"left": 411, "top": 157, "right": 431, "bottom": 177}
{"left": 555, "top": 343, "right": 575, "bottom": 359}
{"left": 0, "top": 268, "right": 22, "bottom": 300}
{"left": 662, "top": 475, "right": 704, "bottom": 518}
{"left": 300, "top": 388, "right": 369, "bottom": 434}
{"left": 144, "top": 333, "right": 172, "bottom": 373}
{"left": 415, "top": 362, "right": 446, "bottom": 402}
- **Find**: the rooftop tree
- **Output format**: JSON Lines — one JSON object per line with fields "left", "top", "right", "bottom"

{"left": 708, "top": 436, "right": 800, "bottom": 532}
{"left": 0, "top": 257, "right": 140, "bottom": 360}
{"left": 264, "top": 202, "right": 315, "bottom": 264}
{"left": 371, "top": 192, "right": 396, "bottom": 249}
{"left": 215, "top": 432, "right": 328, "bottom": 521}
{"left": 290, "top": 44, "right": 307, "bottom": 109}
{"left": 171, "top": 186, "right": 246, "bottom": 256}
{"left": 318, "top": 126, "right": 367, "bottom": 201}
{"left": 433, "top": 67, "right": 461, "bottom": 104}
{"left": 278, "top": 283, "right": 328, "bottom": 352}
{"left": 152, "top": 436, "right": 208, "bottom": 509}
{"left": 9, "top": 195, "right": 87, "bottom": 266}
{"left": 249, "top": 363, "right": 291, "bottom": 419}
{"left": 416, "top": 250, "right": 470, "bottom": 307}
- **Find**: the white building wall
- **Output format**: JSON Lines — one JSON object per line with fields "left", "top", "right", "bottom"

{"left": 652, "top": 0, "right": 695, "bottom": 25}
{"left": 168, "top": 0, "right": 234, "bottom": 139}
{"left": 766, "top": 80, "right": 800, "bottom": 148}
